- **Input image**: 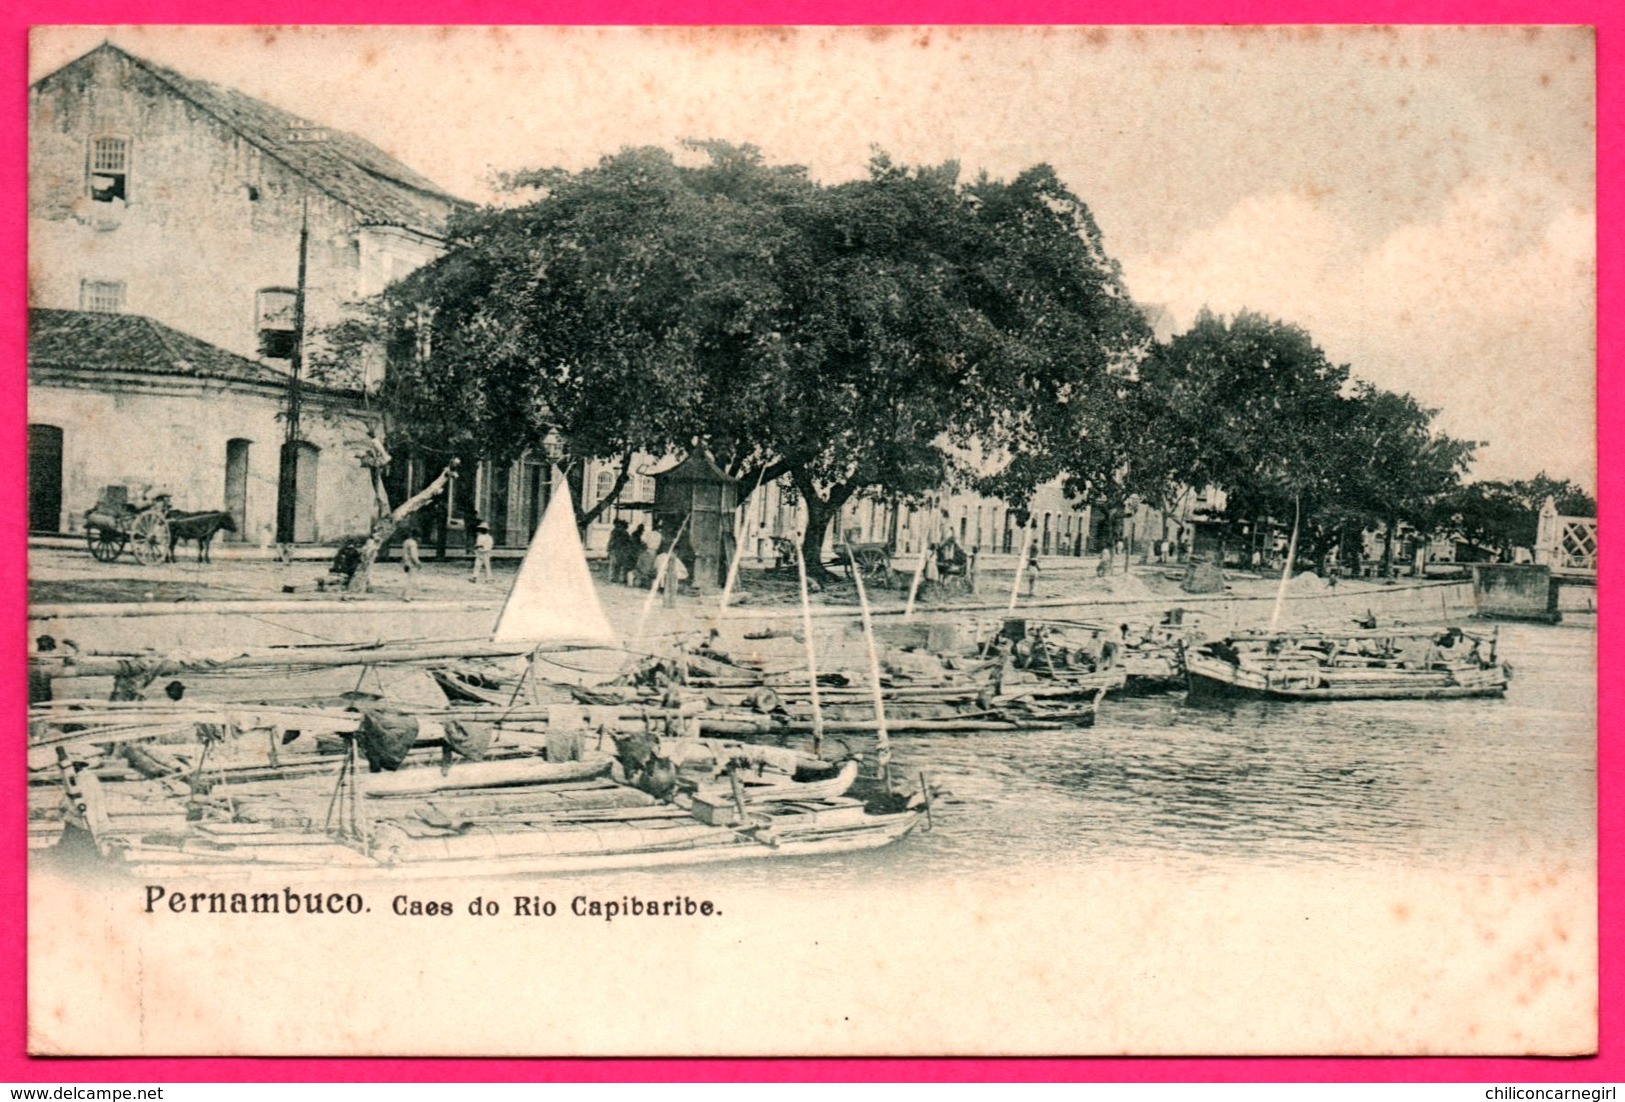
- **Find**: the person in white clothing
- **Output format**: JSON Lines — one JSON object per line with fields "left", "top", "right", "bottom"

{"left": 401, "top": 530, "right": 423, "bottom": 599}
{"left": 470, "top": 522, "right": 494, "bottom": 583}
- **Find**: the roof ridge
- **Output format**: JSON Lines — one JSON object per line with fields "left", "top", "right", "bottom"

{"left": 111, "top": 46, "right": 459, "bottom": 225}
{"left": 29, "top": 307, "right": 358, "bottom": 393}
{"left": 116, "top": 48, "right": 360, "bottom": 217}
{"left": 140, "top": 312, "right": 190, "bottom": 367}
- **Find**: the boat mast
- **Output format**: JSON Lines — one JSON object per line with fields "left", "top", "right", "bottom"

{"left": 1268, "top": 493, "right": 1302, "bottom": 632}
{"left": 903, "top": 496, "right": 939, "bottom": 620}
{"left": 1008, "top": 519, "right": 1035, "bottom": 611}
{"left": 792, "top": 535, "right": 827, "bottom": 758}
{"left": 843, "top": 533, "right": 892, "bottom": 786}
{"left": 716, "top": 469, "right": 766, "bottom": 618}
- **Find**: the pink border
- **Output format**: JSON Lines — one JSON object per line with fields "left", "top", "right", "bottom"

{"left": 3, "top": 0, "right": 1615, "bottom": 1083}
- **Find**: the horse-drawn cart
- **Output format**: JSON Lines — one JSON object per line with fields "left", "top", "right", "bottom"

{"left": 83, "top": 484, "right": 172, "bottom": 565}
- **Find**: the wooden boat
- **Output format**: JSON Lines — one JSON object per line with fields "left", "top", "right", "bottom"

{"left": 1182, "top": 626, "right": 1510, "bottom": 701}
{"left": 30, "top": 482, "right": 930, "bottom": 872}
{"left": 975, "top": 616, "right": 1194, "bottom": 694}
{"left": 110, "top": 799, "right": 923, "bottom": 880}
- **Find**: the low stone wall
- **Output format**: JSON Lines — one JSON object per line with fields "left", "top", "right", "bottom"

{"left": 1470, "top": 564, "right": 1561, "bottom": 623}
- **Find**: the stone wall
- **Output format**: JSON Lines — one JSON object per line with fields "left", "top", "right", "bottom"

{"left": 1470, "top": 564, "right": 1561, "bottom": 623}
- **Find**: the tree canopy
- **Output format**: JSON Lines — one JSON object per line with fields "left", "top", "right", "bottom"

{"left": 372, "top": 142, "right": 1149, "bottom": 568}
{"left": 1122, "top": 311, "right": 1478, "bottom": 567}
{"left": 346, "top": 141, "right": 1561, "bottom": 574}
{"left": 1438, "top": 474, "right": 1596, "bottom": 557}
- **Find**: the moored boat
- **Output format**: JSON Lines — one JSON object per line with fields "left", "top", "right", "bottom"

{"left": 1182, "top": 626, "right": 1510, "bottom": 701}
{"left": 29, "top": 479, "right": 931, "bottom": 872}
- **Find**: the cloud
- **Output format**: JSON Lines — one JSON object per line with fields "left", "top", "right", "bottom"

{"left": 1123, "top": 173, "right": 1595, "bottom": 487}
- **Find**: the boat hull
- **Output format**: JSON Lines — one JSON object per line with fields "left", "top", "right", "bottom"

{"left": 110, "top": 806, "right": 922, "bottom": 881}
{"left": 1183, "top": 653, "right": 1510, "bottom": 701}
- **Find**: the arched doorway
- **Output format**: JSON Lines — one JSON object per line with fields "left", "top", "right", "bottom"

{"left": 224, "top": 439, "right": 251, "bottom": 541}
{"left": 278, "top": 441, "right": 320, "bottom": 543}
{"left": 28, "top": 424, "right": 63, "bottom": 534}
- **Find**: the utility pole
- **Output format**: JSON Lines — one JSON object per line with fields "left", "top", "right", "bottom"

{"left": 276, "top": 194, "right": 310, "bottom": 548}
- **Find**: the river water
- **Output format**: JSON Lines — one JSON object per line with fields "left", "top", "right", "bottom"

{"left": 33, "top": 607, "right": 1596, "bottom": 889}
{"left": 632, "top": 617, "right": 1596, "bottom": 890}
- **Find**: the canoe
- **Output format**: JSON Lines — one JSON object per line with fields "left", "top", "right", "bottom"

{"left": 110, "top": 801, "right": 923, "bottom": 880}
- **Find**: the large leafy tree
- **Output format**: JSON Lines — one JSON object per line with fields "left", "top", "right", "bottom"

{"left": 1134, "top": 311, "right": 1349, "bottom": 559}
{"left": 1130, "top": 312, "right": 1477, "bottom": 569}
{"left": 370, "top": 144, "right": 1146, "bottom": 576}
{"left": 716, "top": 158, "right": 1148, "bottom": 571}
{"left": 956, "top": 167, "right": 1154, "bottom": 526}
{"left": 377, "top": 143, "right": 805, "bottom": 527}
{"left": 1331, "top": 384, "right": 1478, "bottom": 572}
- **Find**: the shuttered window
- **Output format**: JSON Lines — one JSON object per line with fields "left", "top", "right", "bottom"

{"left": 88, "top": 137, "right": 129, "bottom": 202}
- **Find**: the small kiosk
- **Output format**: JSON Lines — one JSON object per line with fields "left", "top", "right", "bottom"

{"left": 652, "top": 449, "right": 739, "bottom": 592}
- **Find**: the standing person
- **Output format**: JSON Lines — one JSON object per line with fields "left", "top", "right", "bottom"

{"left": 401, "top": 526, "right": 423, "bottom": 600}
{"left": 634, "top": 526, "right": 660, "bottom": 588}
{"left": 1025, "top": 537, "right": 1041, "bottom": 597}
{"left": 470, "top": 521, "right": 494, "bottom": 584}
{"left": 606, "top": 519, "right": 633, "bottom": 584}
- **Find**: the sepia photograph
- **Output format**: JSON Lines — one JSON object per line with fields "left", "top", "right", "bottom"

{"left": 23, "top": 24, "right": 1597, "bottom": 1057}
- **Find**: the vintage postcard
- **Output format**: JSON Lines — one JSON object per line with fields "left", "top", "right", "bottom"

{"left": 24, "top": 25, "right": 1596, "bottom": 1056}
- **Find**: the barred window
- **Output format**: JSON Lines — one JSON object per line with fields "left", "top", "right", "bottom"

{"left": 88, "top": 137, "right": 129, "bottom": 202}
{"left": 79, "top": 280, "right": 125, "bottom": 314}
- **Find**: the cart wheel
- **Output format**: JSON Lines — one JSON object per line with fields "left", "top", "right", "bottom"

{"left": 129, "top": 512, "right": 170, "bottom": 566}
{"left": 87, "top": 526, "right": 126, "bottom": 563}
{"left": 857, "top": 550, "right": 893, "bottom": 588}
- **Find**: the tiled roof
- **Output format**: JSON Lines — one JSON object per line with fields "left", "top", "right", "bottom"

{"left": 30, "top": 308, "right": 295, "bottom": 387}
{"left": 39, "top": 43, "right": 464, "bottom": 238}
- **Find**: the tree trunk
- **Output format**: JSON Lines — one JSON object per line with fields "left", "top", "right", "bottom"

{"left": 573, "top": 454, "right": 634, "bottom": 532}
{"left": 1383, "top": 513, "right": 1397, "bottom": 578}
{"left": 793, "top": 471, "right": 855, "bottom": 584}
{"left": 346, "top": 462, "right": 458, "bottom": 594}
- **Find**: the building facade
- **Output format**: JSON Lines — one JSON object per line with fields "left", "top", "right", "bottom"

{"left": 28, "top": 43, "right": 463, "bottom": 542}
{"left": 28, "top": 309, "right": 371, "bottom": 544}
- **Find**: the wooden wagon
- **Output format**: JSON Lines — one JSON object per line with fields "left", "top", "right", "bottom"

{"left": 82, "top": 483, "right": 172, "bottom": 565}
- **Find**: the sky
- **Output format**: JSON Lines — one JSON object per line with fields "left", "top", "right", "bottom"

{"left": 29, "top": 25, "right": 1597, "bottom": 489}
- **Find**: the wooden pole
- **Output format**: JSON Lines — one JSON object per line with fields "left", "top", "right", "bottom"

{"left": 842, "top": 533, "right": 891, "bottom": 786}
{"left": 903, "top": 501, "right": 937, "bottom": 620}
{"left": 1008, "top": 523, "right": 1035, "bottom": 611}
{"left": 717, "top": 470, "right": 767, "bottom": 618}
{"left": 792, "top": 535, "right": 827, "bottom": 759}
{"left": 628, "top": 512, "right": 691, "bottom": 661}
{"left": 1268, "top": 494, "right": 1302, "bottom": 632}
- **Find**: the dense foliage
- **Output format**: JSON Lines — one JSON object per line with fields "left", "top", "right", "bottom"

{"left": 372, "top": 143, "right": 1148, "bottom": 569}
{"left": 346, "top": 141, "right": 1571, "bottom": 571}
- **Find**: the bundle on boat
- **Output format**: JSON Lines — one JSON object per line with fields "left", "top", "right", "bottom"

{"left": 971, "top": 616, "right": 1202, "bottom": 695}
{"left": 1181, "top": 625, "right": 1510, "bottom": 701}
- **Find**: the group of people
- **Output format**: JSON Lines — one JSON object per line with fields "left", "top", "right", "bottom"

{"left": 605, "top": 518, "right": 690, "bottom": 590}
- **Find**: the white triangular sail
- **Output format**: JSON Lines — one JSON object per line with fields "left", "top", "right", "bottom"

{"left": 491, "top": 479, "right": 618, "bottom": 647}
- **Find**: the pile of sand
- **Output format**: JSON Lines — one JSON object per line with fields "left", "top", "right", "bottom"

{"left": 1090, "top": 571, "right": 1158, "bottom": 599}
{"left": 1287, "top": 569, "right": 1329, "bottom": 593}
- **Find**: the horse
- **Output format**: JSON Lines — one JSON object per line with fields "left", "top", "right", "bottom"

{"left": 166, "top": 510, "right": 237, "bottom": 563}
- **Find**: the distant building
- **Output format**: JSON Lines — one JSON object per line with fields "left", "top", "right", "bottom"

{"left": 28, "top": 42, "right": 463, "bottom": 541}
